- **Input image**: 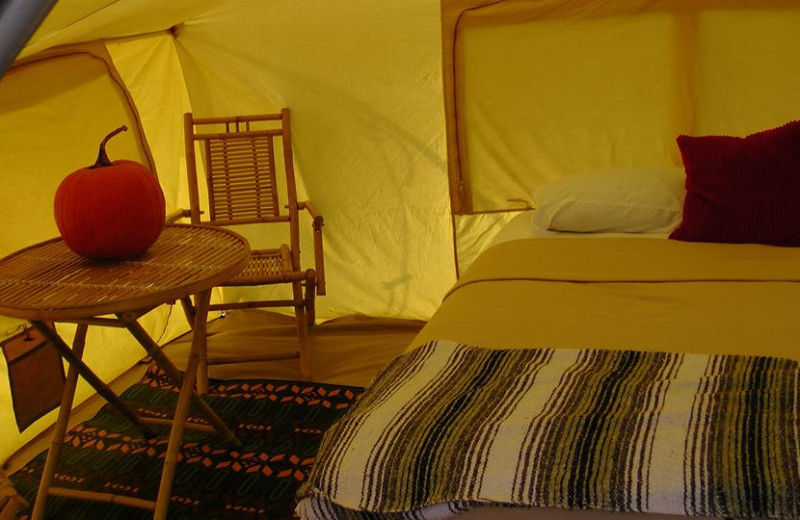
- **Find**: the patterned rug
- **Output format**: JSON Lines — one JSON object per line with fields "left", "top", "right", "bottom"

{"left": 10, "top": 365, "right": 363, "bottom": 519}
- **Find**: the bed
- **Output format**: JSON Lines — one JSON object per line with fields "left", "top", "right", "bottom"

{"left": 296, "top": 120, "right": 800, "bottom": 520}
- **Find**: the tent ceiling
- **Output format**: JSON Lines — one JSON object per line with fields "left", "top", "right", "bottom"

{"left": 21, "top": 0, "right": 234, "bottom": 57}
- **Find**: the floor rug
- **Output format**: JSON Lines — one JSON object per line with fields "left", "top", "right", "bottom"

{"left": 10, "top": 365, "right": 363, "bottom": 519}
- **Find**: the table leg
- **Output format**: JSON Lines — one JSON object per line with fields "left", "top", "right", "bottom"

{"left": 30, "top": 324, "right": 87, "bottom": 520}
{"left": 29, "top": 321, "right": 155, "bottom": 438}
{"left": 153, "top": 289, "right": 223, "bottom": 520}
{"left": 117, "top": 314, "right": 240, "bottom": 446}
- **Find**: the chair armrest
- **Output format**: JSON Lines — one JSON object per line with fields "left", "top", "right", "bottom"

{"left": 165, "top": 208, "right": 193, "bottom": 224}
{"left": 298, "top": 201, "right": 323, "bottom": 230}
{"left": 297, "top": 201, "right": 326, "bottom": 295}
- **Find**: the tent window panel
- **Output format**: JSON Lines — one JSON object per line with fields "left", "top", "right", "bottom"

{"left": 452, "top": 3, "right": 800, "bottom": 214}
{"left": 461, "top": 12, "right": 682, "bottom": 213}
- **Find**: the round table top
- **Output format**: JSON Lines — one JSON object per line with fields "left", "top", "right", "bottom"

{"left": 0, "top": 224, "right": 250, "bottom": 320}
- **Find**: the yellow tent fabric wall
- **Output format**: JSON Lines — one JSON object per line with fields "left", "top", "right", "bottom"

{"left": 171, "top": 0, "right": 454, "bottom": 320}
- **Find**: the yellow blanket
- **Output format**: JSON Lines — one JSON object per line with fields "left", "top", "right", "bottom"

{"left": 410, "top": 238, "right": 800, "bottom": 361}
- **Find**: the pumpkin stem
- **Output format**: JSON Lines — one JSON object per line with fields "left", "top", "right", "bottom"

{"left": 91, "top": 125, "right": 128, "bottom": 168}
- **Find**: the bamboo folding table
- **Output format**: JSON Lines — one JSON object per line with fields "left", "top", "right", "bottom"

{"left": 0, "top": 224, "right": 250, "bottom": 519}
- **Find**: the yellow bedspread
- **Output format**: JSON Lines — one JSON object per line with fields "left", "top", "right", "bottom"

{"left": 410, "top": 238, "right": 800, "bottom": 361}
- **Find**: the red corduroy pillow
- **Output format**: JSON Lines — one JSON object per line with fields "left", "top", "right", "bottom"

{"left": 670, "top": 120, "right": 800, "bottom": 246}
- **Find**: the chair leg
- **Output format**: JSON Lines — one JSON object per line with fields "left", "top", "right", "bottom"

{"left": 304, "top": 269, "right": 317, "bottom": 327}
{"left": 292, "top": 279, "right": 311, "bottom": 380}
{"left": 296, "top": 307, "right": 311, "bottom": 381}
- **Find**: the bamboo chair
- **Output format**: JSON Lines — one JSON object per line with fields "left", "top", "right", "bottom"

{"left": 178, "top": 109, "right": 325, "bottom": 380}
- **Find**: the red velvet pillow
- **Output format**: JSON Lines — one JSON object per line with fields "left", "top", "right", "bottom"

{"left": 670, "top": 120, "right": 800, "bottom": 246}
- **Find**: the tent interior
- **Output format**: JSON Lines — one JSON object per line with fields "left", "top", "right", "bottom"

{"left": 0, "top": 0, "right": 455, "bottom": 470}
{"left": 2, "top": 0, "right": 800, "bottom": 517}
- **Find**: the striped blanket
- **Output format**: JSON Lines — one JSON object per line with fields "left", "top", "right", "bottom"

{"left": 297, "top": 340, "right": 800, "bottom": 519}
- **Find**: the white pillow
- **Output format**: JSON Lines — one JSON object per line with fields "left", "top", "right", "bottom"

{"left": 532, "top": 167, "right": 685, "bottom": 234}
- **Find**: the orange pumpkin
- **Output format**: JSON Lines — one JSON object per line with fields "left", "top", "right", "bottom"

{"left": 54, "top": 126, "right": 166, "bottom": 260}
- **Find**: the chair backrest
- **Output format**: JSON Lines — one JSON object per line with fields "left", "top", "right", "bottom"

{"left": 184, "top": 109, "right": 302, "bottom": 267}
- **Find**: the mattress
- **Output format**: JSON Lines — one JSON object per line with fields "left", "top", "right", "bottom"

{"left": 298, "top": 236, "right": 800, "bottom": 520}
{"left": 412, "top": 237, "right": 800, "bottom": 361}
